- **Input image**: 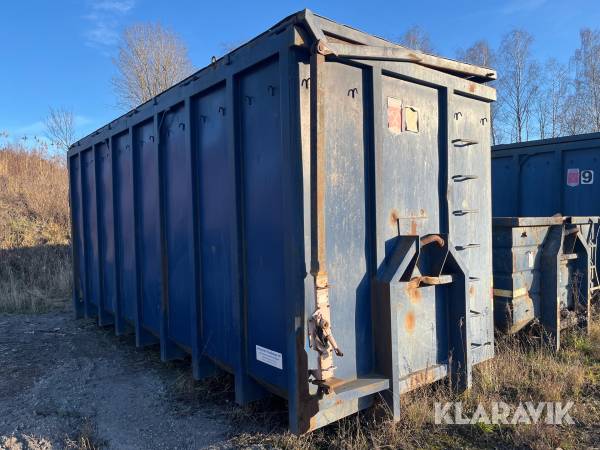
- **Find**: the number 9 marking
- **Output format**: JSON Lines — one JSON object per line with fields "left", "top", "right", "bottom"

{"left": 581, "top": 170, "right": 594, "bottom": 185}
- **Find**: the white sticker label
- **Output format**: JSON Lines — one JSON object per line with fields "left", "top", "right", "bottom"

{"left": 527, "top": 251, "right": 534, "bottom": 268}
{"left": 581, "top": 169, "right": 594, "bottom": 184}
{"left": 256, "top": 345, "right": 282, "bottom": 370}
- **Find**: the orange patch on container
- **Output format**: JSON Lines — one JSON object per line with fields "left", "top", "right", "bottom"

{"left": 406, "top": 369, "right": 437, "bottom": 391}
{"left": 405, "top": 311, "right": 416, "bottom": 333}
{"left": 469, "top": 285, "right": 475, "bottom": 297}
{"left": 407, "top": 278, "right": 422, "bottom": 304}
{"left": 390, "top": 209, "right": 400, "bottom": 228}
{"left": 410, "top": 220, "right": 418, "bottom": 235}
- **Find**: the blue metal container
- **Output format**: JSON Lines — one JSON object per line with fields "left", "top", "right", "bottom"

{"left": 68, "top": 10, "right": 497, "bottom": 433}
{"left": 492, "top": 216, "right": 593, "bottom": 348}
{"left": 492, "top": 133, "right": 600, "bottom": 295}
{"left": 492, "top": 133, "right": 600, "bottom": 218}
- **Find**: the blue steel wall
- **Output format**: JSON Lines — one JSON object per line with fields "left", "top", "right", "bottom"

{"left": 492, "top": 134, "right": 600, "bottom": 217}
{"left": 68, "top": 42, "right": 305, "bottom": 405}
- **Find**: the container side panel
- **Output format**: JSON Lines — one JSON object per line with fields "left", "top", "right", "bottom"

{"left": 562, "top": 148, "right": 600, "bottom": 216}
{"left": 378, "top": 74, "right": 445, "bottom": 373}
{"left": 136, "top": 121, "right": 162, "bottom": 333}
{"left": 324, "top": 61, "right": 371, "bottom": 378}
{"left": 98, "top": 141, "right": 117, "bottom": 315}
{"left": 114, "top": 133, "right": 137, "bottom": 323}
{"left": 69, "top": 155, "right": 85, "bottom": 306}
{"left": 520, "top": 152, "right": 558, "bottom": 216}
{"left": 491, "top": 156, "right": 516, "bottom": 216}
{"left": 81, "top": 148, "right": 101, "bottom": 308}
{"left": 449, "top": 94, "right": 493, "bottom": 363}
{"left": 162, "top": 104, "right": 195, "bottom": 348}
{"left": 240, "top": 58, "right": 287, "bottom": 390}
{"left": 193, "top": 85, "right": 236, "bottom": 368}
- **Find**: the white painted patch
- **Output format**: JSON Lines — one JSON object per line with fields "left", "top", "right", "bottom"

{"left": 256, "top": 345, "right": 282, "bottom": 370}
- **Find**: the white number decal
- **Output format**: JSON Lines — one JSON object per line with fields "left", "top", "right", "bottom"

{"left": 581, "top": 169, "right": 594, "bottom": 185}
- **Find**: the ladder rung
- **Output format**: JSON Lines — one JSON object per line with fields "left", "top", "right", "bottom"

{"left": 561, "top": 253, "right": 578, "bottom": 261}
{"left": 420, "top": 275, "right": 454, "bottom": 285}
{"left": 452, "top": 138, "right": 478, "bottom": 147}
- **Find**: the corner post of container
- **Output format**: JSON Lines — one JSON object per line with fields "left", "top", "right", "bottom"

{"left": 155, "top": 109, "right": 186, "bottom": 361}
{"left": 279, "top": 42, "right": 312, "bottom": 433}
{"left": 69, "top": 152, "right": 84, "bottom": 318}
{"left": 185, "top": 96, "right": 218, "bottom": 380}
{"left": 226, "top": 73, "right": 268, "bottom": 405}
{"left": 307, "top": 41, "right": 344, "bottom": 396}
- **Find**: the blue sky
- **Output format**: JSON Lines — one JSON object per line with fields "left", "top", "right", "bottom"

{"left": 2, "top": 0, "right": 599, "bottom": 149}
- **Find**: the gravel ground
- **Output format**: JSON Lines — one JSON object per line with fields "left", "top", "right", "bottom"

{"left": 0, "top": 311, "right": 249, "bottom": 450}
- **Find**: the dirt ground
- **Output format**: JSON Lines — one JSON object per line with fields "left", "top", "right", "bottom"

{"left": 2, "top": 309, "right": 600, "bottom": 450}
{"left": 0, "top": 311, "right": 263, "bottom": 450}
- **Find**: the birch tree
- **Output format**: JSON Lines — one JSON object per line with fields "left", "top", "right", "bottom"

{"left": 534, "top": 59, "right": 569, "bottom": 139}
{"left": 572, "top": 28, "right": 600, "bottom": 132}
{"left": 457, "top": 40, "right": 501, "bottom": 144}
{"left": 496, "top": 29, "right": 539, "bottom": 142}
{"left": 399, "top": 26, "right": 434, "bottom": 53}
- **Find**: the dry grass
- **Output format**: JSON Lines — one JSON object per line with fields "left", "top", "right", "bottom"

{"left": 207, "top": 312, "right": 600, "bottom": 449}
{"left": 64, "top": 419, "right": 104, "bottom": 450}
{"left": 0, "top": 145, "right": 71, "bottom": 312}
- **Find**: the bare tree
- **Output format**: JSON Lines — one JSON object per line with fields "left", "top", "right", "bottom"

{"left": 44, "top": 107, "right": 76, "bottom": 151}
{"left": 399, "top": 26, "right": 434, "bottom": 53}
{"left": 112, "top": 23, "right": 194, "bottom": 109}
{"left": 572, "top": 28, "right": 600, "bottom": 132}
{"left": 496, "top": 29, "right": 539, "bottom": 143}
{"left": 560, "top": 92, "right": 586, "bottom": 136}
{"left": 533, "top": 59, "right": 569, "bottom": 139}
{"left": 457, "top": 40, "right": 494, "bottom": 68}
{"left": 457, "top": 40, "right": 501, "bottom": 144}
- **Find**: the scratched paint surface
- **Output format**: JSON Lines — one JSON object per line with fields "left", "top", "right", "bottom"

{"left": 322, "top": 61, "right": 372, "bottom": 379}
